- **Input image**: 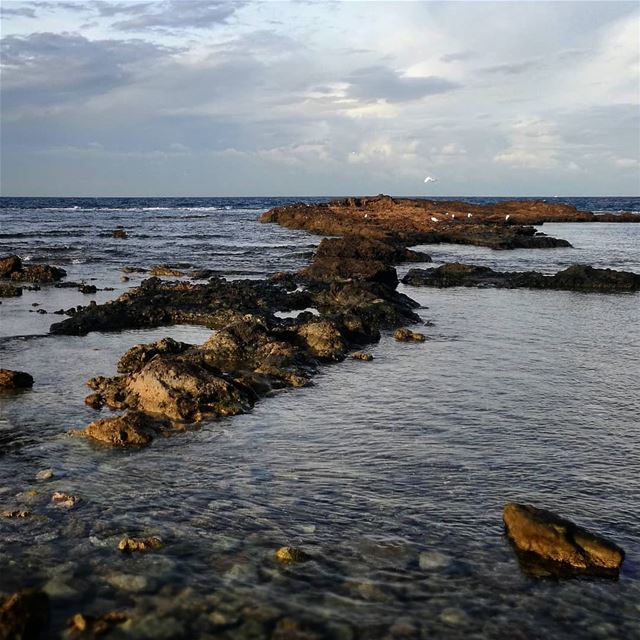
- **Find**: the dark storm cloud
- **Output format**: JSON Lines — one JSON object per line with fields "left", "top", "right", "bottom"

{"left": 0, "top": 32, "right": 178, "bottom": 109}
{"left": 345, "top": 66, "right": 458, "bottom": 103}
{"left": 110, "top": 0, "right": 244, "bottom": 31}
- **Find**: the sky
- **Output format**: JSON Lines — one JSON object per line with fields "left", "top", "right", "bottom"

{"left": 1, "top": 0, "right": 639, "bottom": 196}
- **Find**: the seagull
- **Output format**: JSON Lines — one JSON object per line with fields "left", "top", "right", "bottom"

{"left": 424, "top": 176, "right": 437, "bottom": 184}
{"left": 430, "top": 216, "right": 439, "bottom": 223}
{"left": 467, "top": 213, "right": 472, "bottom": 218}
{"left": 505, "top": 214, "right": 510, "bottom": 221}
{"left": 451, "top": 214, "right": 456, "bottom": 219}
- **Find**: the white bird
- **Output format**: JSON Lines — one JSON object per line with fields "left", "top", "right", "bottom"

{"left": 430, "top": 216, "right": 439, "bottom": 223}
{"left": 364, "top": 213, "right": 368, "bottom": 219}
{"left": 424, "top": 176, "right": 437, "bottom": 183}
{"left": 467, "top": 213, "right": 472, "bottom": 218}
{"left": 505, "top": 214, "right": 510, "bottom": 221}
{"left": 451, "top": 214, "right": 456, "bottom": 219}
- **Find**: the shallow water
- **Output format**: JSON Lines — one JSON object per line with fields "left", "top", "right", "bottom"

{"left": 1, "top": 197, "right": 639, "bottom": 638}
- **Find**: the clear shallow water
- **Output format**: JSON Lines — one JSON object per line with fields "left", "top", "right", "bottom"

{"left": 0, "top": 197, "right": 639, "bottom": 638}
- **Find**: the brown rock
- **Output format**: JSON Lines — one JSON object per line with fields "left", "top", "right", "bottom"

{"left": 10, "top": 264, "right": 66, "bottom": 283}
{"left": 351, "top": 351, "right": 373, "bottom": 361}
{"left": 393, "top": 328, "right": 426, "bottom": 343}
{"left": 84, "top": 393, "right": 105, "bottom": 409}
{"left": 503, "top": 503, "right": 625, "bottom": 577}
{"left": 0, "top": 589, "right": 49, "bottom": 640}
{"left": 0, "top": 284, "right": 22, "bottom": 297}
{"left": 275, "top": 546, "right": 312, "bottom": 563}
{"left": 0, "top": 255, "right": 22, "bottom": 278}
{"left": 1, "top": 510, "right": 32, "bottom": 518}
{"left": 112, "top": 228, "right": 127, "bottom": 239}
{"left": 0, "top": 369, "right": 34, "bottom": 389}
{"left": 51, "top": 492, "right": 81, "bottom": 509}
{"left": 296, "top": 320, "right": 346, "bottom": 361}
{"left": 70, "top": 411, "right": 163, "bottom": 447}
{"left": 118, "top": 535, "right": 163, "bottom": 553}
{"left": 67, "top": 611, "right": 127, "bottom": 636}
{"left": 149, "top": 265, "right": 184, "bottom": 277}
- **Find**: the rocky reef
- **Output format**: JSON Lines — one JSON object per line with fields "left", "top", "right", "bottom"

{"left": 402, "top": 263, "right": 640, "bottom": 293}
{"left": 258, "top": 194, "right": 639, "bottom": 250}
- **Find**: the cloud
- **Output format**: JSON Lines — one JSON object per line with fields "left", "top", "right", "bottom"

{"left": 345, "top": 65, "right": 459, "bottom": 103}
{"left": 0, "top": 32, "right": 179, "bottom": 110}
{"left": 493, "top": 117, "right": 562, "bottom": 169}
{"left": 440, "top": 51, "right": 475, "bottom": 63}
{"left": 110, "top": 0, "right": 244, "bottom": 31}
{"left": 0, "top": 4, "right": 36, "bottom": 18}
{"left": 480, "top": 60, "right": 539, "bottom": 75}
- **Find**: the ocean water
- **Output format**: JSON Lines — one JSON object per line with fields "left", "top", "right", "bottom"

{"left": 0, "top": 197, "right": 639, "bottom": 639}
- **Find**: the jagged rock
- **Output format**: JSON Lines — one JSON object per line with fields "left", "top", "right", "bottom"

{"left": 503, "top": 503, "right": 625, "bottom": 577}
{"left": 315, "top": 236, "right": 430, "bottom": 264}
{"left": 1, "top": 510, "right": 32, "bottom": 518}
{"left": 0, "top": 283, "right": 21, "bottom": 297}
{"left": 67, "top": 611, "right": 128, "bottom": 636}
{"left": 125, "top": 357, "right": 253, "bottom": 421}
{"left": 0, "top": 255, "right": 22, "bottom": 278}
{"left": 118, "top": 535, "right": 163, "bottom": 553}
{"left": 275, "top": 546, "right": 312, "bottom": 563}
{"left": 69, "top": 411, "right": 164, "bottom": 446}
{"left": 403, "top": 263, "right": 640, "bottom": 293}
{"left": 117, "top": 337, "right": 194, "bottom": 374}
{"left": 0, "top": 589, "right": 50, "bottom": 640}
{"left": 351, "top": 351, "right": 373, "bottom": 361}
{"left": 79, "top": 284, "right": 97, "bottom": 294}
{"left": 0, "top": 369, "right": 34, "bottom": 389}
{"left": 84, "top": 392, "right": 105, "bottom": 409}
{"left": 393, "top": 328, "right": 426, "bottom": 343}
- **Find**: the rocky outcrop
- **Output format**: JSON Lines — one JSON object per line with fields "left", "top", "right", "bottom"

{"left": 259, "top": 195, "right": 593, "bottom": 250}
{"left": 402, "top": 263, "right": 640, "bottom": 293}
{"left": 0, "top": 589, "right": 50, "bottom": 640}
{"left": 394, "top": 328, "right": 426, "bottom": 342}
{"left": 0, "top": 369, "right": 34, "bottom": 389}
{"left": 0, "top": 254, "right": 66, "bottom": 283}
{"left": 69, "top": 411, "right": 166, "bottom": 447}
{"left": 503, "top": 503, "right": 625, "bottom": 577}
{"left": 117, "top": 337, "right": 194, "bottom": 374}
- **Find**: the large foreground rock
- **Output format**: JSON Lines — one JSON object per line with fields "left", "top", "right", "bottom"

{"left": 503, "top": 503, "right": 625, "bottom": 577}
{"left": 0, "top": 589, "right": 50, "bottom": 640}
{"left": 403, "top": 263, "right": 640, "bottom": 293}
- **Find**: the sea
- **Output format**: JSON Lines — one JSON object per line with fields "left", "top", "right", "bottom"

{"left": 0, "top": 196, "right": 639, "bottom": 639}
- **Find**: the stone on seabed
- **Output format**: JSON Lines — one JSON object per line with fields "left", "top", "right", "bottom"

{"left": 503, "top": 503, "right": 624, "bottom": 577}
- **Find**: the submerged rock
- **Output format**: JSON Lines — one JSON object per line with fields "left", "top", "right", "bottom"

{"left": 118, "top": 535, "right": 163, "bottom": 553}
{"left": 0, "top": 589, "right": 50, "bottom": 640}
{"left": 112, "top": 228, "right": 128, "bottom": 239}
{"left": 503, "top": 503, "right": 625, "bottom": 577}
{"left": 0, "top": 369, "right": 34, "bottom": 389}
{"left": 275, "top": 546, "right": 312, "bottom": 563}
{"left": 67, "top": 611, "right": 128, "bottom": 636}
{"left": 403, "top": 263, "right": 640, "bottom": 293}
{"left": 393, "top": 328, "right": 426, "bottom": 343}
{"left": 51, "top": 492, "right": 81, "bottom": 509}
{"left": 1, "top": 510, "right": 32, "bottom": 519}
{"left": 149, "top": 265, "right": 184, "bottom": 277}
{"left": 351, "top": 351, "right": 373, "bottom": 361}
{"left": 70, "top": 411, "right": 164, "bottom": 447}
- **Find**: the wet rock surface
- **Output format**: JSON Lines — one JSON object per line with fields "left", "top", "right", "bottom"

{"left": 0, "top": 283, "right": 22, "bottom": 297}
{"left": 403, "top": 263, "right": 640, "bottom": 292}
{"left": 503, "top": 503, "right": 625, "bottom": 577}
{"left": 0, "top": 369, "right": 34, "bottom": 389}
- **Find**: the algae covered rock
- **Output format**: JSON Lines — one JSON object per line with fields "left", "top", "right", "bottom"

{"left": 275, "top": 546, "right": 312, "bottom": 563}
{"left": 118, "top": 535, "right": 163, "bottom": 553}
{"left": 503, "top": 503, "right": 625, "bottom": 577}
